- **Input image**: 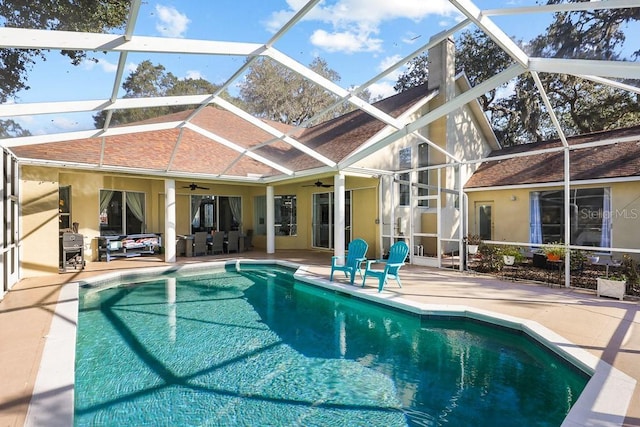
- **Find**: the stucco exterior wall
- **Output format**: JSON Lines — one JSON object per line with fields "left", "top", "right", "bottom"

{"left": 466, "top": 182, "right": 640, "bottom": 256}
{"left": 20, "top": 166, "right": 59, "bottom": 277}
{"left": 466, "top": 189, "right": 531, "bottom": 243}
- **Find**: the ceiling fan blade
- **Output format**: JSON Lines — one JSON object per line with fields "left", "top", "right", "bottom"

{"left": 184, "top": 183, "right": 209, "bottom": 190}
{"left": 302, "top": 180, "right": 333, "bottom": 188}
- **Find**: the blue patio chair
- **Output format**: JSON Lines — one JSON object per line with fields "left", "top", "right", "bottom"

{"left": 330, "top": 238, "right": 368, "bottom": 285}
{"left": 363, "top": 241, "right": 409, "bottom": 292}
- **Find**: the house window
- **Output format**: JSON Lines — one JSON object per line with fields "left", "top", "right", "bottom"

{"left": 530, "top": 188, "right": 610, "bottom": 246}
{"left": 190, "top": 195, "right": 241, "bottom": 233}
{"left": 99, "top": 190, "right": 145, "bottom": 235}
{"left": 275, "top": 195, "right": 297, "bottom": 236}
{"left": 398, "top": 147, "right": 411, "bottom": 206}
{"left": 59, "top": 186, "right": 71, "bottom": 230}
{"left": 253, "top": 195, "right": 297, "bottom": 236}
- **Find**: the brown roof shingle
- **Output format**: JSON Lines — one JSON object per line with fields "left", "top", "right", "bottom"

{"left": 464, "top": 125, "right": 640, "bottom": 188}
{"left": 11, "top": 84, "right": 433, "bottom": 178}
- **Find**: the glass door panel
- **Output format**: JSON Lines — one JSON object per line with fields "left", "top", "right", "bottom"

{"left": 313, "top": 193, "right": 331, "bottom": 248}
{"left": 476, "top": 202, "right": 493, "bottom": 240}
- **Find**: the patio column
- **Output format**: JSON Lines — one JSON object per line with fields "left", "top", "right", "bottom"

{"left": 164, "top": 179, "right": 176, "bottom": 263}
{"left": 266, "top": 185, "right": 275, "bottom": 254}
{"left": 334, "top": 174, "right": 346, "bottom": 259}
{"left": 563, "top": 146, "right": 571, "bottom": 287}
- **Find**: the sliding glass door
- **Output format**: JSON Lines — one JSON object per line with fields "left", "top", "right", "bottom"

{"left": 312, "top": 191, "right": 351, "bottom": 249}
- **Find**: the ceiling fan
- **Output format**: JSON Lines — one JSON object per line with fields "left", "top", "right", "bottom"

{"left": 302, "top": 180, "right": 333, "bottom": 188}
{"left": 183, "top": 183, "right": 210, "bottom": 191}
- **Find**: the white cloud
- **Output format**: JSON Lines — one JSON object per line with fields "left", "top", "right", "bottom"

{"left": 310, "top": 29, "right": 382, "bottom": 53}
{"left": 185, "top": 70, "right": 205, "bottom": 80}
{"left": 267, "top": 0, "right": 457, "bottom": 53}
{"left": 155, "top": 5, "right": 190, "bottom": 38}
{"left": 368, "top": 81, "right": 396, "bottom": 100}
{"left": 82, "top": 59, "right": 137, "bottom": 74}
{"left": 377, "top": 55, "right": 405, "bottom": 81}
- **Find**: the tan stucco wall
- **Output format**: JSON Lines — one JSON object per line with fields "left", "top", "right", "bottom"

{"left": 20, "top": 166, "right": 59, "bottom": 277}
{"left": 466, "top": 189, "right": 530, "bottom": 243}
{"left": 467, "top": 182, "right": 640, "bottom": 256}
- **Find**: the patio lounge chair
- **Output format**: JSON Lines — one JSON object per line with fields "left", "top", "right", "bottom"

{"left": 363, "top": 241, "right": 409, "bottom": 292}
{"left": 330, "top": 238, "right": 368, "bottom": 285}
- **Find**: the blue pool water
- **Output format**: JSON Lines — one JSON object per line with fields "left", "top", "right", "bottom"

{"left": 75, "top": 265, "right": 588, "bottom": 426}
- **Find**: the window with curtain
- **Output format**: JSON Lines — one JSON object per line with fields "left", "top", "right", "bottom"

{"left": 190, "top": 195, "right": 242, "bottom": 233}
{"left": 99, "top": 190, "right": 145, "bottom": 235}
{"left": 398, "top": 146, "right": 411, "bottom": 206}
{"left": 530, "top": 188, "right": 609, "bottom": 245}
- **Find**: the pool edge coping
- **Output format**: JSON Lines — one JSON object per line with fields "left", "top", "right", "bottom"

{"left": 26, "top": 259, "right": 636, "bottom": 426}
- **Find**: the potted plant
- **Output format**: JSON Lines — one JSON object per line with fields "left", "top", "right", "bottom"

{"left": 597, "top": 271, "right": 627, "bottom": 301}
{"left": 542, "top": 242, "right": 565, "bottom": 261}
{"left": 500, "top": 246, "right": 524, "bottom": 266}
{"left": 466, "top": 234, "right": 482, "bottom": 255}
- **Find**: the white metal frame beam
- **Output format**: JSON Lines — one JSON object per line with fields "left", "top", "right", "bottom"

{"left": 529, "top": 58, "right": 640, "bottom": 80}
{"left": 483, "top": 0, "right": 638, "bottom": 16}
{"left": 531, "top": 71, "right": 568, "bottom": 147}
{"left": 449, "top": 0, "right": 529, "bottom": 67}
{"left": 341, "top": 63, "right": 525, "bottom": 168}
{"left": 0, "top": 27, "right": 264, "bottom": 56}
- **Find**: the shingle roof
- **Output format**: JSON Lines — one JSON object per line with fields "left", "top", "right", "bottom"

{"left": 464, "top": 125, "right": 640, "bottom": 189}
{"left": 11, "top": 84, "right": 433, "bottom": 179}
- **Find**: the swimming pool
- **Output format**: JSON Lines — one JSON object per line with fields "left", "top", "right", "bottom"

{"left": 74, "top": 264, "right": 588, "bottom": 426}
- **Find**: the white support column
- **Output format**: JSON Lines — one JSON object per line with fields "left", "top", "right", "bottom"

{"left": 266, "top": 186, "right": 275, "bottom": 254}
{"left": 564, "top": 148, "right": 571, "bottom": 287}
{"left": 334, "top": 174, "right": 346, "bottom": 259}
{"left": 459, "top": 166, "right": 465, "bottom": 272}
{"left": 164, "top": 179, "right": 176, "bottom": 263}
{"left": 378, "top": 176, "right": 384, "bottom": 259}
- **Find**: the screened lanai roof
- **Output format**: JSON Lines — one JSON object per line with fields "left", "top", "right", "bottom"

{"left": 1, "top": 0, "right": 639, "bottom": 184}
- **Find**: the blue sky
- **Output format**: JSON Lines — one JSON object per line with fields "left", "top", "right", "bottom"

{"left": 6, "top": 0, "right": 638, "bottom": 136}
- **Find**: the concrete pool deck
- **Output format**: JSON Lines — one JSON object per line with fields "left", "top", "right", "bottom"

{"left": 1, "top": 250, "right": 639, "bottom": 426}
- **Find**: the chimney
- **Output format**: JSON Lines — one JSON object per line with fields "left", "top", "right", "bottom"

{"left": 427, "top": 36, "right": 455, "bottom": 102}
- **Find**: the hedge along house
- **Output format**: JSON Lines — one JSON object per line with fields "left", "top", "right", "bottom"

{"left": 465, "top": 126, "right": 640, "bottom": 262}
{"left": 0, "top": 1, "right": 639, "bottom": 296}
